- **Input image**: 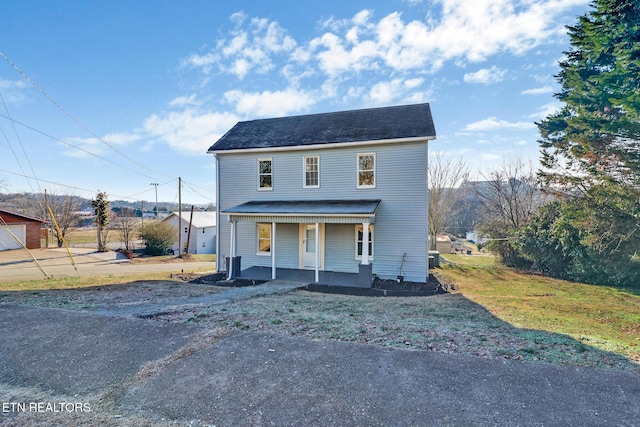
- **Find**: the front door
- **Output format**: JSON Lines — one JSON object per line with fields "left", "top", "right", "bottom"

{"left": 300, "top": 223, "right": 324, "bottom": 269}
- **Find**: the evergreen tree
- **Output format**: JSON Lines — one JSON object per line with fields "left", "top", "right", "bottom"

{"left": 538, "top": 0, "right": 640, "bottom": 188}
{"left": 530, "top": 0, "right": 640, "bottom": 287}
{"left": 92, "top": 191, "right": 110, "bottom": 252}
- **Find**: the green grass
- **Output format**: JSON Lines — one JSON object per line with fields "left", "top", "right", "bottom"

{"left": 0, "top": 272, "right": 192, "bottom": 292}
{"left": 3, "top": 248, "right": 639, "bottom": 371}
{"left": 438, "top": 254, "right": 640, "bottom": 364}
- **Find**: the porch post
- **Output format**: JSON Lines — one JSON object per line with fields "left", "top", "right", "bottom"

{"left": 314, "top": 222, "right": 319, "bottom": 283}
{"left": 229, "top": 220, "right": 236, "bottom": 278}
{"left": 362, "top": 222, "right": 370, "bottom": 265}
{"left": 271, "top": 222, "right": 276, "bottom": 280}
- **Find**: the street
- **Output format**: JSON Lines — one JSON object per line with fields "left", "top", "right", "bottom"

{"left": 0, "top": 248, "right": 215, "bottom": 282}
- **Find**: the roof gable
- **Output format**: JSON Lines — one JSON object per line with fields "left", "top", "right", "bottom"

{"left": 208, "top": 103, "right": 435, "bottom": 153}
{"left": 0, "top": 209, "right": 47, "bottom": 224}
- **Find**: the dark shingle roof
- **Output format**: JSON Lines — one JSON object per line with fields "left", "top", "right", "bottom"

{"left": 208, "top": 103, "right": 435, "bottom": 152}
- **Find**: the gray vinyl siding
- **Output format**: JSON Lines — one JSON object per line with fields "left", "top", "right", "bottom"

{"left": 217, "top": 140, "right": 428, "bottom": 282}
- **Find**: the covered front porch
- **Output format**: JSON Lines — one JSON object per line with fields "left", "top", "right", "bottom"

{"left": 224, "top": 199, "right": 380, "bottom": 288}
{"left": 237, "top": 266, "right": 362, "bottom": 287}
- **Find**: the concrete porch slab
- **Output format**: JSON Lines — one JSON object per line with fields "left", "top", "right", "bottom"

{"left": 239, "top": 266, "right": 361, "bottom": 287}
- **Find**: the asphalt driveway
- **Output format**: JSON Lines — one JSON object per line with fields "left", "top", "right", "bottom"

{"left": 1, "top": 304, "right": 639, "bottom": 426}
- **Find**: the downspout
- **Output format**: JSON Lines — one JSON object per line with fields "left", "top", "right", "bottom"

{"left": 425, "top": 140, "right": 430, "bottom": 282}
{"left": 214, "top": 153, "right": 221, "bottom": 273}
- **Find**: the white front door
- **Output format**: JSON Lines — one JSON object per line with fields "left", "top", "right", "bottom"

{"left": 300, "top": 223, "right": 324, "bottom": 269}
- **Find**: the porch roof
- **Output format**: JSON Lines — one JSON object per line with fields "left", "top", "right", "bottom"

{"left": 223, "top": 199, "right": 380, "bottom": 224}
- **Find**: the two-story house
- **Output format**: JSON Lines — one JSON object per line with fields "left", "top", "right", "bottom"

{"left": 207, "top": 103, "right": 436, "bottom": 287}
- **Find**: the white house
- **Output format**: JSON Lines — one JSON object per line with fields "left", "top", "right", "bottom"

{"left": 207, "top": 103, "right": 436, "bottom": 286}
{"left": 162, "top": 211, "right": 217, "bottom": 254}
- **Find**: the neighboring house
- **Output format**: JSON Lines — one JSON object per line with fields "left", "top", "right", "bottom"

{"left": 0, "top": 209, "right": 47, "bottom": 251}
{"left": 162, "top": 211, "right": 217, "bottom": 254}
{"left": 208, "top": 103, "right": 436, "bottom": 286}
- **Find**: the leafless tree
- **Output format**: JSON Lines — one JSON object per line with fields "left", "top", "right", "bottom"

{"left": 116, "top": 215, "right": 139, "bottom": 251}
{"left": 45, "top": 190, "right": 84, "bottom": 247}
{"left": 428, "top": 155, "right": 470, "bottom": 249}
{"left": 476, "top": 157, "right": 548, "bottom": 229}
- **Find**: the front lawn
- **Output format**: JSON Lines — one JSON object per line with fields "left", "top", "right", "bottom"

{"left": 438, "top": 254, "right": 640, "bottom": 365}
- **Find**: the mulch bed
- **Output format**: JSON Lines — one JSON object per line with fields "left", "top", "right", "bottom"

{"left": 306, "top": 274, "right": 448, "bottom": 297}
{"left": 192, "top": 272, "right": 449, "bottom": 297}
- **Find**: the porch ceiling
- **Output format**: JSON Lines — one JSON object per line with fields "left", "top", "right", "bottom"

{"left": 223, "top": 199, "right": 380, "bottom": 224}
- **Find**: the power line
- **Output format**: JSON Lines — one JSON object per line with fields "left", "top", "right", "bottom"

{"left": 0, "top": 51, "right": 174, "bottom": 179}
{"left": 0, "top": 92, "right": 43, "bottom": 196}
{"left": 0, "top": 168, "right": 151, "bottom": 201}
{"left": 0, "top": 112, "right": 160, "bottom": 180}
{"left": 181, "top": 179, "right": 216, "bottom": 203}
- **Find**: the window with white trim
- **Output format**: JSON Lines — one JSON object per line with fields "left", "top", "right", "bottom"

{"left": 355, "top": 224, "right": 374, "bottom": 259}
{"left": 303, "top": 156, "right": 319, "bottom": 188}
{"left": 258, "top": 158, "right": 273, "bottom": 190}
{"left": 257, "top": 223, "right": 271, "bottom": 255}
{"left": 357, "top": 153, "right": 375, "bottom": 188}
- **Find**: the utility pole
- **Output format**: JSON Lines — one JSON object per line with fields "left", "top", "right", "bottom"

{"left": 178, "top": 177, "right": 182, "bottom": 257}
{"left": 150, "top": 183, "right": 159, "bottom": 218}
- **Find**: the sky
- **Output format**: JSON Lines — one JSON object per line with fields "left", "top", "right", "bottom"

{"left": 0, "top": 0, "right": 592, "bottom": 206}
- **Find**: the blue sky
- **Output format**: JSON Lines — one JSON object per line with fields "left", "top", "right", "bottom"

{"left": 0, "top": 0, "right": 591, "bottom": 205}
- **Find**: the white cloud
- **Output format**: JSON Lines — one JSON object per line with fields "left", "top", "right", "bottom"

{"left": 522, "top": 85, "right": 553, "bottom": 95}
{"left": 481, "top": 153, "right": 503, "bottom": 161}
{"left": 181, "top": 52, "right": 218, "bottom": 75}
{"left": 0, "top": 79, "right": 29, "bottom": 105}
{"left": 143, "top": 109, "right": 239, "bottom": 155}
{"left": 464, "top": 117, "right": 536, "bottom": 131}
{"left": 180, "top": 2, "right": 586, "bottom": 110}
{"left": 63, "top": 133, "right": 142, "bottom": 159}
{"left": 224, "top": 88, "right": 316, "bottom": 118}
{"left": 367, "top": 78, "right": 426, "bottom": 105}
{"left": 185, "top": 13, "right": 297, "bottom": 80}
{"left": 169, "top": 94, "right": 202, "bottom": 107}
{"left": 464, "top": 66, "right": 507, "bottom": 84}
{"left": 288, "top": 1, "right": 587, "bottom": 84}
{"left": 529, "top": 102, "right": 562, "bottom": 119}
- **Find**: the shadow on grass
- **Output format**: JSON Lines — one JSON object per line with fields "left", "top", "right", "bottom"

{"left": 0, "top": 279, "right": 638, "bottom": 373}
{"left": 167, "top": 284, "right": 640, "bottom": 374}
{"left": 427, "top": 293, "right": 639, "bottom": 373}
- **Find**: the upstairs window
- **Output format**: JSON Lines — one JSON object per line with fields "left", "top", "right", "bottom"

{"left": 258, "top": 158, "right": 272, "bottom": 190}
{"left": 304, "top": 156, "right": 319, "bottom": 188}
{"left": 357, "top": 153, "right": 376, "bottom": 188}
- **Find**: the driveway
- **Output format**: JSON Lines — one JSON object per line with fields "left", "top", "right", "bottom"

{"left": 0, "top": 248, "right": 215, "bottom": 282}
{"left": 0, "top": 304, "right": 639, "bottom": 426}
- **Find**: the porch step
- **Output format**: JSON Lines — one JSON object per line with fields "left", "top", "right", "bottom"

{"left": 260, "top": 279, "right": 311, "bottom": 288}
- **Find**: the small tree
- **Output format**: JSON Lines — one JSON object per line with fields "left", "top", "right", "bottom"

{"left": 45, "top": 190, "right": 84, "bottom": 248}
{"left": 139, "top": 221, "right": 176, "bottom": 255}
{"left": 91, "top": 191, "right": 110, "bottom": 252}
{"left": 428, "top": 155, "right": 470, "bottom": 249}
{"left": 117, "top": 215, "right": 138, "bottom": 251}
{"left": 476, "top": 158, "right": 548, "bottom": 267}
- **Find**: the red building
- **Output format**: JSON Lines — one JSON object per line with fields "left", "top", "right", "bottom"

{"left": 0, "top": 209, "right": 48, "bottom": 250}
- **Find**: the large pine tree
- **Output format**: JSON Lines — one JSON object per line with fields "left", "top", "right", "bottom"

{"left": 538, "top": 0, "right": 640, "bottom": 188}
{"left": 530, "top": 0, "right": 640, "bottom": 286}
